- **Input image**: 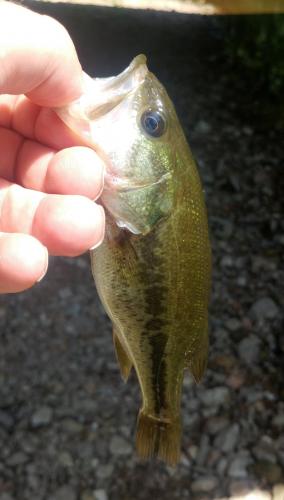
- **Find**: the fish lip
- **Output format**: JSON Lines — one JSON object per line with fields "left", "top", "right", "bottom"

{"left": 97, "top": 54, "right": 148, "bottom": 93}
{"left": 84, "top": 54, "right": 148, "bottom": 119}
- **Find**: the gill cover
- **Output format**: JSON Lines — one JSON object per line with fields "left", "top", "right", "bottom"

{"left": 56, "top": 55, "right": 173, "bottom": 235}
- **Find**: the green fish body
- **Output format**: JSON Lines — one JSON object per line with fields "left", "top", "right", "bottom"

{"left": 57, "top": 55, "right": 211, "bottom": 465}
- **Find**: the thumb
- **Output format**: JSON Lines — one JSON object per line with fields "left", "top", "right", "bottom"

{"left": 0, "top": 2, "right": 83, "bottom": 106}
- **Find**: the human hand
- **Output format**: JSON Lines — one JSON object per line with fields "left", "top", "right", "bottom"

{"left": 0, "top": 2, "right": 105, "bottom": 293}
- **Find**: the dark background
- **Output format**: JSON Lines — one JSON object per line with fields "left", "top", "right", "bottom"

{"left": 0, "top": 2, "right": 283, "bottom": 499}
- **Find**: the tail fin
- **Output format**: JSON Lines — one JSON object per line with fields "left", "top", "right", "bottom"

{"left": 136, "top": 410, "right": 181, "bottom": 466}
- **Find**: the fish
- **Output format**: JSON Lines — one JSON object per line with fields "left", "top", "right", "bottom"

{"left": 56, "top": 55, "right": 211, "bottom": 466}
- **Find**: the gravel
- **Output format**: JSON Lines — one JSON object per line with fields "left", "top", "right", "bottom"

{"left": 249, "top": 297, "right": 280, "bottom": 321}
{"left": 31, "top": 406, "right": 53, "bottom": 428}
{"left": 109, "top": 436, "right": 132, "bottom": 456}
{"left": 199, "top": 387, "right": 230, "bottom": 406}
{"left": 214, "top": 423, "right": 240, "bottom": 453}
{"left": 228, "top": 452, "right": 254, "bottom": 478}
{"left": 238, "top": 334, "right": 261, "bottom": 364}
{"left": 48, "top": 486, "right": 77, "bottom": 500}
{"left": 93, "top": 490, "right": 108, "bottom": 500}
{"left": 0, "top": 495, "right": 15, "bottom": 500}
{"left": 1, "top": 2, "right": 283, "bottom": 500}
{"left": 191, "top": 476, "right": 219, "bottom": 493}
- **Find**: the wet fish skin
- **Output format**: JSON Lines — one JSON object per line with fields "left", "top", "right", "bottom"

{"left": 56, "top": 55, "right": 211, "bottom": 465}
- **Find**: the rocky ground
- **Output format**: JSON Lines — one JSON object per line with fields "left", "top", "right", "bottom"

{"left": 0, "top": 3, "right": 283, "bottom": 500}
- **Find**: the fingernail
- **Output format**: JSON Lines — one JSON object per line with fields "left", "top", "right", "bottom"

{"left": 37, "top": 248, "right": 49, "bottom": 282}
{"left": 89, "top": 206, "right": 105, "bottom": 250}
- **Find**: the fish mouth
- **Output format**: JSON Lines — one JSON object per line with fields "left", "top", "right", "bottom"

{"left": 92, "top": 54, "right": 148, "bottom": 94}
{"left": 84, "top": 54, "right": 148, "bottom": 120}
{"left": 55, "top": 54, "right": 148, "bottom": 142}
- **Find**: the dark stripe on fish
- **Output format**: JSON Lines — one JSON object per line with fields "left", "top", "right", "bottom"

{"left": 140, "top": 241, "right": 169, "bottom": 415}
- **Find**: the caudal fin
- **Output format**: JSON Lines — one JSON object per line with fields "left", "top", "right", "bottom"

{"left": 136, "top": 410, "right": 181, "bottom": 466}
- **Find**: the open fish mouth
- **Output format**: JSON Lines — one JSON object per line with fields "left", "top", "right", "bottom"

{"left": 55, "top": 54, "right": 148, "bottom": 138}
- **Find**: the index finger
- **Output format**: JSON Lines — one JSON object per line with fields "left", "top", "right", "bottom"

{"left": 0, "top": 2, "right": 83, "bottom": 106}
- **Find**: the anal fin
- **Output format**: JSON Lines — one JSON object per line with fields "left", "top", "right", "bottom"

{"left": 186, "top": 332, "right": 209, "bottom": 383}
{"left": 113, "top": 329, "right": 132, "bottom": 382}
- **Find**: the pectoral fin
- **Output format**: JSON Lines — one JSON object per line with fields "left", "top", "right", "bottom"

{"left": 113, "top": 328, "right": 133, "bottom": 382}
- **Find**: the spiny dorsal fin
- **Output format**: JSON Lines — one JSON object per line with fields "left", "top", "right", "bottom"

{"left": 113, "top": 328, "right": 133, "bottom": 382}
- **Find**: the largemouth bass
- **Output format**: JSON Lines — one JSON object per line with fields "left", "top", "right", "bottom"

{"left": 57, "top": 55, "right": 211, "bottom": 466}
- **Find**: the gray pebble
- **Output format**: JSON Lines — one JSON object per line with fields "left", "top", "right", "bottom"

{"left": 194, "top": 120, "right": 212, "bottom": 134}
{"left": 109, "top": 435, "right": 132, "bottom": 456}
{"left": 215, "top": 423, "right": 240, "bottom": 453}
{"left": 180, "top": 453, "right": 191, "bottom": 466}
{"left": 196, "top": 434, "right": 210, "bottom": 466}
{"left": 96, "top": 463, "right": 114, "bottom": 479}
{"left": 216, "top": 457, "right": 227, "bottom": 475}
{"left": 237, "top": 275, "right": 247, "bottom": 287}
{"left": 77, "top": 442, "right": 94, "bottom": 461}
{"left": 0, "top": 410, "right": 14, "bottom": 430}
{"left": 249, "top": 297, "right": 279, "bottom": 320}
{"left": 253, "top": 449, "right": 277, "bottom": 465}
{"left": 73, "top": 399, "right": 97, "bottom": 414}
{"left": 58, "top": 287, "right": 73, "bottom": 299}
{"left": 58, "top": 451, "right": 74, "bottom": 468}
{"left": 81, "top": 493, "right": 96, "bottom": 500}
{"left": 273, "top": 414, "right": 284, "bottom": 428}
{"left": 0, "top": 494, "right": 15, "bottom": 500}
{"left": 252, "top": 436, "right": 277, "bottom": 464}
{"left": 228, "top": 451, "right": 253, "bottom": 478}
{"left": 61, "top": 419, "right": 84, "bottom": 434}
{"left": 27, "top": 472, "right": 40, "bottom": 490}
{"left": 93, "top": 490, "right": 108, "bottom": 500}
{"left": 191, "top": 476, "right": 219, "bottom": 493}
{"left": 220, "top": 255, "right": 234, "bottom": 268}
{"left": 188, "top": 445, "right": 198, "bottom": 460}
{"left": 31, "top": 406, "right": 53, "bottom": 428}
{"left": 212, "top": 216, "right": 233, "bottom": 238}
{"left": 183, "top": 412, "right": 199, "bottom": 429}
{"left": 225, "top": 318, "right": 241, "bottom": 332}
{"left": 206, "top": 416, "right": 229, "bottom": 435}
{"left": 48, "top": 486, "right": 76, "bottom": 500}
{"left": 238, "top": 335, "right": 261, "bottom": 364}
{"left": 7, "top": 451, "right": 28, "bottom": 466}
{"left": 199, "top": 387, "right": 230, "bottom": 407}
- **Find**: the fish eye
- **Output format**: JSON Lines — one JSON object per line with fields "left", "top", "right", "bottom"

{"left": 140, "top": 110, "right": 166, "bottom": 138}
